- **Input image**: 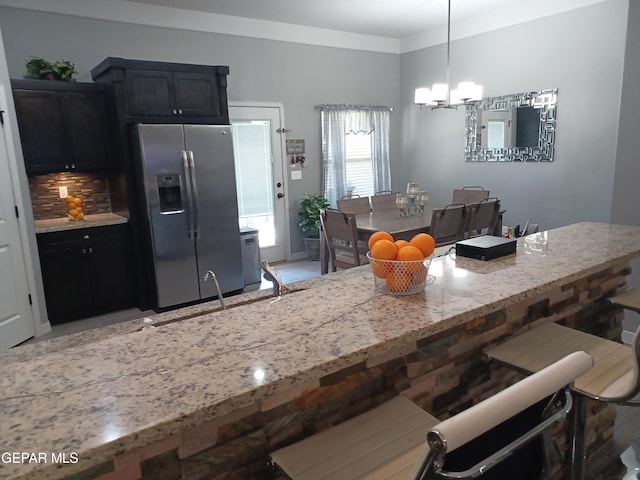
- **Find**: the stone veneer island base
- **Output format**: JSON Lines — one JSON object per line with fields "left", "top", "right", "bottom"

{"left": 1, "top": 222, "right": 639, "bottom": 480}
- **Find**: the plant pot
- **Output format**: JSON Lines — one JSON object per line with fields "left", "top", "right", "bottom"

{"left": 303, "top": 237, "right": 321, "bottom": 261}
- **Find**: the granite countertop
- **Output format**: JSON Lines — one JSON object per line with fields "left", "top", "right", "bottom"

{"left": 1, "top": 222, "right": 640, "bottom": 480}
{"left": 34, "top": 213, "right": 129, "bottom": 234}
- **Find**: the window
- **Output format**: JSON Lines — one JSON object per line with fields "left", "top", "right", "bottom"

{"left": 345, "top": 132, "right": 373, "bottom": 198}
{"left": 320, "top": 106, "right": 391, "bottom": 207}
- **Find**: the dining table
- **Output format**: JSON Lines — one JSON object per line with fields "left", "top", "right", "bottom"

{"left": 320, "top": 207, "right": 433, "bottom": 274}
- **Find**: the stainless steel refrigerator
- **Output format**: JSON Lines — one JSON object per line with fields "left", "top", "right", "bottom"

{"left": 132, "top": 123, "right": 243, "bottom": 309}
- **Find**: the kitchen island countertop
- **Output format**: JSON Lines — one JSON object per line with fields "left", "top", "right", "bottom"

{"left": 1, "top": 222, "right": 640, "bottom": 479}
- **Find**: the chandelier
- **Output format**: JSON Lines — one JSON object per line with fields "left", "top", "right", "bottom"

{"left": 414, "top": 0, "right": 482, "bottom": 109}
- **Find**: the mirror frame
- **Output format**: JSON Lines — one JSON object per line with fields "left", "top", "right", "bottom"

{"left": 464, "top": 89, "right": 558, "bottom": 162}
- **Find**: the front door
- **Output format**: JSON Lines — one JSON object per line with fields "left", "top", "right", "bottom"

{"left": 230, "top": 104, "right": 289, "bottom": 263}
{"left": 0, "top": 84, "right": 36, "bottom": 350}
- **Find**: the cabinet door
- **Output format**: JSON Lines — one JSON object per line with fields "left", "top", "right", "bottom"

{"left": 173, "top": 72, "right": 223, "bottom": 118}
{"left": 88, "top": 229, "right": 135, "bottom": 312}
{"left": 12, "top": 89, "right": 67, "bottom": 174}
{"left": 60, "top": 91, "right": 112, "bottom": 170}
{"left": 38, "top": 245, "right": 93, "bottom": 323}
{"left": 125, "top": 69, "right": 175, "bottom": 116}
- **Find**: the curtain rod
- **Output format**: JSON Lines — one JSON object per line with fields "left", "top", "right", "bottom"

{"left": 315, "top": 104, "right": 394, "bottom": 111}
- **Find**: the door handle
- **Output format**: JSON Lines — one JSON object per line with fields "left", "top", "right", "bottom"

{"left": 181, "top": 150, "right": 195, "bottom": 239}
{"left": 277, "top": 193, "right": 284, "bottom": 199}
{"left": 187, "top": 151, "right": 200, "bottom": 239}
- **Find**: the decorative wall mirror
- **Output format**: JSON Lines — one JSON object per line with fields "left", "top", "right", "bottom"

{"left": 464, "top": 89, "right": 557, "bottom": 162}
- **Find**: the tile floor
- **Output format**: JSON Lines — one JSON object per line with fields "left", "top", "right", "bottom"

{"left": 22, "top": 258, "right": 640, "bottom": 478}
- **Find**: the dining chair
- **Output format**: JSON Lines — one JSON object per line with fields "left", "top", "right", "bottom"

{"left": 268, "top": 351, "right": 593, "bottom": 480}
{"left": 370, "top": 191, "right": 398, "bottom": 211}
{"left": 484, "top": 291, "right": 640, "bottom": 480}
{"left": 319, "top": 209, "right": 368, "bottom": 272}
{"left": 429, "top": 203, "right": 468, "bottom": 246}
{"left": 336, "top": 196, "right": 371, "bottom": 214}
{"left": 452, "top": 185, "right": 490, "bottom": 204}
{"left": 464, "top": 197, "right": 501, "bottom": 238}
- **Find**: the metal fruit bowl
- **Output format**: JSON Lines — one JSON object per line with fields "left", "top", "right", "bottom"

{"left": 366, "top": 252, "right": 433, "bottom": 295}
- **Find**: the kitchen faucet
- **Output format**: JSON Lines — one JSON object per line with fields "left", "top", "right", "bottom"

{"left": 204, "top": 270, "right": 227, "bottom": 310}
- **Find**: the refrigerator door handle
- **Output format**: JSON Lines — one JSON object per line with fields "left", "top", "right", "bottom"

{"left": 187, "top": 150, "right": 200, "bottom": 239}
{"left": 181, "top": 150, "right": 195, "bottom": 239}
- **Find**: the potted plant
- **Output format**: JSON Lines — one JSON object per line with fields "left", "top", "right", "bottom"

{"left": 25, "top": 56, "right": 77, "bottom": 81}
{"left": 298, "top": 192, "right": 329, "bottom": 261}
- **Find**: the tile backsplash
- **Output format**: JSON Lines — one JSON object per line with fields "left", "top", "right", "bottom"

{"left": 28, "top": 172, "right": 111, "bottom": 220}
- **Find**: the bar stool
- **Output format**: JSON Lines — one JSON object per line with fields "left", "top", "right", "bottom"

{"left": 268, "top": 352, "right": 592, "bottom": 480}
{"left": 484, "top": 286, "right": 640, "bottom": 480}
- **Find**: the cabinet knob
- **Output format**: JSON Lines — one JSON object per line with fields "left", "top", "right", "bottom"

{"left": 178, "top": 109, "right": 183, "bottom": 115}
{"left": 65, "top": 164, "right": 70, "bottom": 169}
{"left": 71, "top": 163, "right": 76, "bottom": 169}
{"left": 88, "top": 247, "right": 93, "bottom": 254}
{"left": 82, "top": 248, "right": 87, "bottom": 254}
{"left": 83, "top": 234, "right": 90, "bottom": 240}
{"left": 172, "top": 109, "right": 178, "bottom": 115}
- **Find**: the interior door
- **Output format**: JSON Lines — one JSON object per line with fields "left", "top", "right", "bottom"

{"left": 0, "top": 84, "right": 36, "bottom": 350}
{"left": 230, "top": 104, "right": 288, "bottom": 263}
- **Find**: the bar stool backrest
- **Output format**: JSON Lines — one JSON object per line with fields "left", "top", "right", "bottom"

{"left": 429, "top": 203, "right": 468, "bottom": 247}
{"left": 414, "top": 351, "right": 593, "bottom": 480}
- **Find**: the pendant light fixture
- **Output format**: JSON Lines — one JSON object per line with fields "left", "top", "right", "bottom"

{"left": 414, "top": 0, "right": 482, "bottom": 109}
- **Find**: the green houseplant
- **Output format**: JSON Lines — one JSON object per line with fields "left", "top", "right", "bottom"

{"left": 25, "top": 56, "right": 77, "bottom": 81}
{"left": 298, "top": 192, "right": 329, "bottom": 260}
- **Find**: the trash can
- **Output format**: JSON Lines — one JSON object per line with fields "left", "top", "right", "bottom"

{"left": 240, "top": 227, "right": 261, "bottom": 285}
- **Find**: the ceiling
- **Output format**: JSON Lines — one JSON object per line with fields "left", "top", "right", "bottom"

{"left": 0, "top": 0, "right": 608, "bottom": 53}
{"left": 126, "top": 0, "right": 605, "bottom": 39}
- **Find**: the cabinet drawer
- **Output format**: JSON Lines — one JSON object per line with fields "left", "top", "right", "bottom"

{"left": 37, "top": 224, "right": 128, "bottom": 251}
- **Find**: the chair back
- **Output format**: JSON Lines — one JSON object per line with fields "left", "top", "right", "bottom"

{"left": 414, "top": 351, "right": 593, "bottom": 480}
{"left": 452, "top": 186, "right": 490, "bottom": 204}
{"left": 465, "top": 197, "right": 501, "bottom": 238}
{"left": 429, "top": 203, "right": 468, "bottom": 246}
{"left": 320, "top": 209, "right": 368, "bottom": 272}
{"left": 337, "top": 196, "right": 371, "bottom": 214}
{"left": 370, "top": 192, "right": 398, "bottom": 211}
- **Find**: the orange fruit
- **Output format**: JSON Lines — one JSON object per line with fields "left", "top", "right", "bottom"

{"left": 396, "top": 245, "right": 424, "bottom": 262}
{"left": 371, "top": 260, "right": 391, "bottom": 279}
{"left": 410, "top": 233, "right": 435, "bottom": 258}
{"left": 394, "top": 239, "right": 410, "bottom": 250}
{"left": 385, "top": 271, "right": 412, "bottom": 292}
{"left": 66, "top": 195, "right": 75, "bottom": 203}
{"left": 370, "top": 239, "right": 398, "bottom": 260}
{"left": 73, "top": 198, "right": 82, "bottom": 207}
{"left": 397, "top": 245, "right": 425, "bottom": 274}
{"left": 368, "top": 231, "right": 394, "bottom": 251}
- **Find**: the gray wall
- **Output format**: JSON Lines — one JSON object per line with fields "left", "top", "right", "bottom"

{"left": 399, "top": 0, "right": 628, "bottom": 231}
{"left": 612, "top": 0, "right": 640, "bottom": 336}
{"left": 0, "top": 6, "right": 400, "bottom": 256}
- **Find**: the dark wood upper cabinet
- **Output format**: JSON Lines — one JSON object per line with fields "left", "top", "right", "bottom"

{"left": 11, "top": 79, "right": 113, "bottom": 175}
{"left": 91, "top": 57, "right": 229, "bottom": 124}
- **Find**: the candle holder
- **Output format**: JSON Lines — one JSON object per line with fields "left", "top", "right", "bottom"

{"left": 399, "top": 183, "right": 428, "bottom": 217}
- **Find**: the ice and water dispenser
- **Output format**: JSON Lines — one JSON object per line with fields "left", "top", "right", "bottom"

{"left": 157, "top": 174, "right": 183, "bottom": 213}
{"left": 240, "top": 227, "right": 261, "bottom": 285}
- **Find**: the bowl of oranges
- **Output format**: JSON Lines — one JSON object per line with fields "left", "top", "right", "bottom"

{"left": 366, "top": 231, "right": 435, "bottom": 295}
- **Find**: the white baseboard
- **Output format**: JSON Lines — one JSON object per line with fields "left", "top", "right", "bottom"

{"left": 289, "top": 251, "right": 309, "bottom": 261}
{"left": 622, "top": 329, "right": 634, "bottom": 346}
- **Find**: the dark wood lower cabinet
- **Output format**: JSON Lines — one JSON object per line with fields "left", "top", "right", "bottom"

{"left": 37, "top": 224, "right": 135, "bottom": 324}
